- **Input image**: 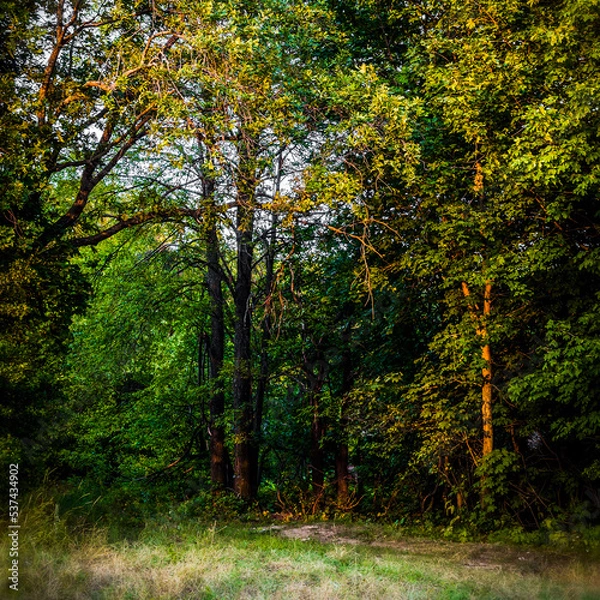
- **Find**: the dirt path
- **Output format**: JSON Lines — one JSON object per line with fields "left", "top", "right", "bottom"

{"left": 267, "top": 523, "right": 596, "bottom": 576}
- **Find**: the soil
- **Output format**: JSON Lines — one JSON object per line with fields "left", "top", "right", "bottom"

{"left": 262, "top": 523, "right": 594, "bottom": 575}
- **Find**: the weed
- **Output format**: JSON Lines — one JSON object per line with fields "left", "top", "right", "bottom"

{"left": 2, "top": 514, "right": 599, "bottom": 599}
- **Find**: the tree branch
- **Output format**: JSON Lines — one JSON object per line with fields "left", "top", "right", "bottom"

{"left": 72, "top": 208, "right": 205, "bottom": 246}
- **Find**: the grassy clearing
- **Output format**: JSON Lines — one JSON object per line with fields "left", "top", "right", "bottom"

{"left": 2, "top": 518, "right": 600, "bottom": 600}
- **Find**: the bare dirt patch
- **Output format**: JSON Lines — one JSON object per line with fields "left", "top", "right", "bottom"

{"left": 280, "top": 524, "right": 360, "bottom": 545}
{"left": 276, "top": 523, "right": 591, "bottom": 576}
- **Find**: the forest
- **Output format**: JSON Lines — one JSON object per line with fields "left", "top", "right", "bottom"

{"left": 1, "top": 0, "right": 600, "bottom": 552}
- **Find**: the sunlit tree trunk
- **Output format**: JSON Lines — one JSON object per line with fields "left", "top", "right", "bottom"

{"left": 481, "top": 281, "right": 493, "bottom": 457}
{"left": 462, "top": 280, "right": 494, "bottom": 457}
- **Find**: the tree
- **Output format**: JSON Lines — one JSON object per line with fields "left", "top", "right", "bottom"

{"left": 0, "top": 0, "right": 188, "bottom": 478}
{"left": 317, "top": 0, "right": 600, "bottom": 520}
{"left": 342, "top": 0, "right": 600, "bottom": 517}
{"left": 145, "top": 0, "right": 345, "bottom": 499}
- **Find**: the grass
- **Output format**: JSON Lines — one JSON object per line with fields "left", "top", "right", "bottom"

{"left": 2, "top": 515, "right": 600, "bottom": 600}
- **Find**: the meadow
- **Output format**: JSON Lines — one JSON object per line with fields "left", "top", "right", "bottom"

{"left": 3, "top": 513, "right": 599, "bottom": 600}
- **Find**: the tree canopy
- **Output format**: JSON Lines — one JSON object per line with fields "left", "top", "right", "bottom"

{"left": 1, "top": 0, "right": 599, "bottom": 531}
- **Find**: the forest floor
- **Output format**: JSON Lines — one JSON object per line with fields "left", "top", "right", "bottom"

{"left": 3, "top": 519, "right": 600, "bottom": 600}
{"left": 278, "top": 522, "right": 581, "bottom": 569}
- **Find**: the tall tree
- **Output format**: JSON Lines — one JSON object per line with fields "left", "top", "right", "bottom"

{"left": 152, "top": 0, "right": 345, "bottom": 499}
{"left": 1, "top": 0, "right": 165, "bottom": 473}
{"left": 341, "top": 0, "right": 600, "bottom": 516}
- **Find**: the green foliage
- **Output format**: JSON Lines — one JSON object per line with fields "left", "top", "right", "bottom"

{"left": 176, "top": 492, "right": 249, "bottom": 522}
{"left": 63, "top": 225, "right": 211, "bottom": 497}
{"left": 509, "top": 315, "right": 600, "bottom": 442}
{"left": 347, "top": 0, "right": 600, "bottom": 526}
{"left": 0, "top": 237, "right": 88, "bottom": 489}
{"left": 2, "top": 0, "right": 599, "bottom": 538}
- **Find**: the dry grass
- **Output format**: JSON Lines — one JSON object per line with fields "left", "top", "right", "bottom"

{"left": 2, "top": 520, "right": 599, "bottom": 599}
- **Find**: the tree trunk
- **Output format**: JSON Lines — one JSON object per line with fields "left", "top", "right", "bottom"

{"left": 481, "top": 281, "right": 493, "bottom": 456}
{"left": 250, "top": 214, "right": 276, "bottom": 497}
{"left": 335, "top": 331, "right": 353, "bottom": 506}
{"left": 206, "top": 207, "right": 228, "bottom": 489}
{"left": 233, "top": 200, "right": 255, "bottom": 500}
{"left": 461, "top": 280, "right": 494, "bottom": 466}
{"left": 335, "top": 442, "right": 349, "bottom": 505}
{"left": 306, "top": 358, "right": 327, "bottom": 503}
{"left": 310, "top": 394, "right": 325, "bottom": 501}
